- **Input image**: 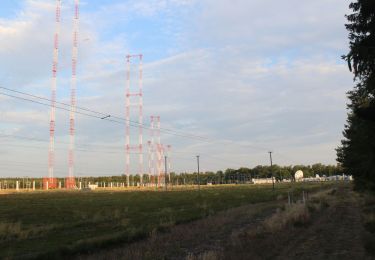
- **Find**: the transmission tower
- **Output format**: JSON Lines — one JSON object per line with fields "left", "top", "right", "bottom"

{"left": 153, "top": 116, "right": 164, "bottom": 187}
{"left": 66, "top": 0, "right": 80, "bottom": 189}
{"left": 166, "top": 145, "right": 172, "bottom": 183}
{"left": 46, "top": 0, "right": 61, "bottom": 189}
{"left": 149, "top": 116, "right": 164, "bottom": 187}
{"left": 147, "top": 140, "right": 153, "bottom": 186}
{"left": 125, "top": 54, "right": 143, "bottom": 186}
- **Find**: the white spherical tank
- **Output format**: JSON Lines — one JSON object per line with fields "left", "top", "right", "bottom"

{"left": 294, "top": 170, "right": 304, "bottom": 182}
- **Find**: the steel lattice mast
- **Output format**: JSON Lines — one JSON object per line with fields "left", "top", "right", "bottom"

{"left": 166, "top": 145, "right": 172, "bottom": 182}
{"left": 67, "top": 0, "right": 80, "bottom": 188}
{"left": 154, "top": 117, "right": 164, "bottom": 187}
{"left": 149, "top": 115, "right": 160, "bottom": 186}
{"left": 48, "top": 0, "right": 61, "bottom": 182}
{"left": 147, "top": 140, "right": 152, "bottom": 186}
{"left": 125, "top": 54, "right": 143, "bottom": 186}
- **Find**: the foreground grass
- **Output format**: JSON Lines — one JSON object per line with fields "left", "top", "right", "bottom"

{"left": 0, "top": 183, "right": 331, "bottom": 259}
{"left": 361, "top": 191, "right": 375, "bottom": 256}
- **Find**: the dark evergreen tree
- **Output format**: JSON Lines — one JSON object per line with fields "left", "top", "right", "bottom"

{"left": 337, "top": 0, "right": 375, "bottom": 190}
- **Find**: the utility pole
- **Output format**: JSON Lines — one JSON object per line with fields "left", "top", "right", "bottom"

{"left": 196, "top": 155, "right": 200, "bottom": 191}
{"left": 269, "top": 151, "right": 274, "bottom": 191}
{"left": 164, "top": 155, "right": 167, "bottom": 191}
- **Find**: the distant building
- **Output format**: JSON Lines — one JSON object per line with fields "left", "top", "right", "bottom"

{"left": 252, "top": 177, "right": 275, "bottom": 184}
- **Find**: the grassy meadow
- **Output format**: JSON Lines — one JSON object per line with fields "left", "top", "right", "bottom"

{"left": 0, "top": 183, "right": 332, "bottom": 259}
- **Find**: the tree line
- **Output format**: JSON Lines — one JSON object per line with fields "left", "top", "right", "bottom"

{"left": 168, "top": 163, "right": 342, "bottom": 185}
{"left": 0, "top": 163, "right": 342, "bottom": 187}
{"left": 72, "top": 163, "right": 342, "bottom": 185}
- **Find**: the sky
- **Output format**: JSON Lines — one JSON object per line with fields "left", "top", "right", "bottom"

{"left": 0, "top": 0, "right": 354, "bottom": 177}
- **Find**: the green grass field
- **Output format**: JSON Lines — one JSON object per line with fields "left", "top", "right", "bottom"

{"left": 0, "top": 183, "right": 331, "bottom": 259}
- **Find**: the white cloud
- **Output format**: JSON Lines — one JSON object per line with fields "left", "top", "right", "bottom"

{"left": 0, "top": 110, "right": 46, "bottom": 124}
{"left": 0, "top": 0, "right": 354, "bottom": 177}
{"left": 190, "top": 0, "right": 351, "bottom": 56}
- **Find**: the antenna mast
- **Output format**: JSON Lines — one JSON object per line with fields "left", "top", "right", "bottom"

{"left": 67, "top": 0, "right": 80, "bottom": 189}
{"left": 125, "top": 54, "right": 143, "bottom": 186}
{"left": 47, "top": 0, "right": 61, "bottom": 187}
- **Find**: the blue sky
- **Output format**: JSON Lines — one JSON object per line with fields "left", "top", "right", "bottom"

{"left": 0, "top": 1, "right": 22, "bottom": 18}
{"left": 0, "top": 0, "right": 354, "bottom": 177}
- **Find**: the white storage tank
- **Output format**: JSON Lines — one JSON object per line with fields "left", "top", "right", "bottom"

{"left": 294, "top": 170, "right": 304, "bottom": 182}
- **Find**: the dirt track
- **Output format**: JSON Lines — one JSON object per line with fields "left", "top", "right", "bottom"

{"left": 78, "top": 201, "right": 282, "bottom": 259}
{"left": 79, "top": 184, "right": 371, "bottom": 260}
{"left": 273, "top": 186, "right": 367, "bottom": 259}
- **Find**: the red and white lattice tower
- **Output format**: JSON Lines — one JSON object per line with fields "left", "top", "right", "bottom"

{"left": 157, "top": 143, "right": 165, "bottom": 187}
{"left": 46, "top": 0, "right": 61, "bottom": 189}
{"left": 149, "top": 115, "right": 161, "bottom": 186}
{"left": 66, "top": 0, "right": 80, "bottom": 189}
{"left": 147, "top": 140, "right": 153, "bottom": 186}
{"left": 166, "top": 145, "right": 172, "bottom": 182}
{"left": 153, "top": 117, "right": 165, "bottom": 187}
{"left": 125, "top": 54, "right": 143, "bottom": 186}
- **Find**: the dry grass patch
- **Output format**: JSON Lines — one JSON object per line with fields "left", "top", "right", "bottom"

{"left": 264, "top": 203, "right": 310, "bottom": 232}
{"left": 232, "top": 189, "right": 333, "bottom": 242}
{"left": 0, "top": 221, "right": 57, "bottom": 241}
{"left": 362, "top": 193, "right": 375, "bottom": 256}
{"left": 186, "top": 250, "right": 223, "bottom": 260}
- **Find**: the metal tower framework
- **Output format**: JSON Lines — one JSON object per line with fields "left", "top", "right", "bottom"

{"left": 125, "top": 54, "right": 143, "bottom": 186}
{"left": 166, "top": 145, "right": 172, "bottom": 183}
{"left": 47, "top": 0, "right": 61, "bottom": 189}
{"left": 157, "top": 143, "right": 164, "bottom": 187}
{"left": 149, "top": 115, "right": 162, "bottom": 186}
{"left": 155, "top": 117, "right": 162, "bottom": 187}
{"left": 66, "top": 0, "right": 80, "bottom": 189}
{"left": 147, "top": 140, "right": 153, "bottom": 186}
{"left": 150, "top": 116, "right": 166, "bottom": 187}
{"left": 47, "top": 0, "right": 80, "bottom": 189}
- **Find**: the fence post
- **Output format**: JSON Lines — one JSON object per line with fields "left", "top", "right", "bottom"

{"left": 303, "top": 191, "right": 306, "bottom": 204}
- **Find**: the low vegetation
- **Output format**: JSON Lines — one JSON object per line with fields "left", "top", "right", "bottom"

{"left": 192, "top": 185, "right": 366, "bottom": 260}
{"left": 0, "top": 182, "right": 330, "bottom": 259}
{"left": 362, "top": 192, "right": 375, "bottom": 256}
{"left": 232, "top": 188, "right": 333, "bottom": 243}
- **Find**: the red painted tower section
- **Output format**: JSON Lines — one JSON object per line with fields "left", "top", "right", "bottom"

{"left": 66, "top": 0, "right": 80, "bottom": 189}
{"left": 125, "top": 54, "right": 143, "bottom": 186}
{"left": 46, "top": 0, "right": 61, "bottom": 189}
{"left": 166, "top": 145, "right": 172, "bottom": 183}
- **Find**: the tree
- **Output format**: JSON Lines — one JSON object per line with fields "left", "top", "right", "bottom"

{"left": 337, "top": 0, "right": 375, "bottom": 190}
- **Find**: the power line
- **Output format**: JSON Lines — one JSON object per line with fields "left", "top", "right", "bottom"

{"left": 0, "top": 86, "right": 209, "bottom": 141}
{"left": 4, "top": 134, "right": 243, "bottom": 164}
{"left": 0, "top": 87, "right": 273, "bottom": 152}
{"left": 0, "top": 87, "right": 276, "bottom": 172}
{"left": 0, "top": 140, "right": 141, "bottom": 154}
{"left": 0, "top": 133, "right": 127, "bottom": 150}
{"left": 1, "top": 133, "right": 250, "bottom": 169}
